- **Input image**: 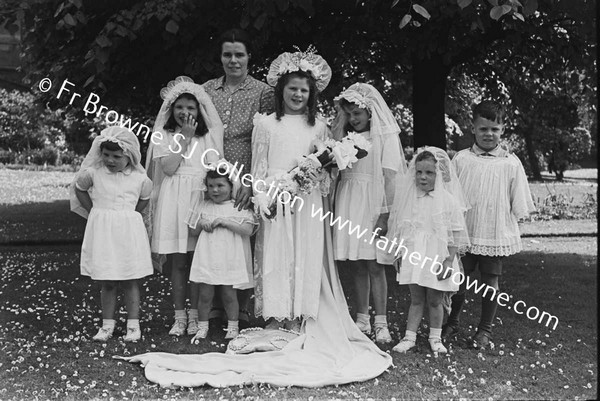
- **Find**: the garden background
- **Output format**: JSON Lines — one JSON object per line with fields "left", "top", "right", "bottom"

{"left": 0, "top": 0, "right": 597, "bottom": 400}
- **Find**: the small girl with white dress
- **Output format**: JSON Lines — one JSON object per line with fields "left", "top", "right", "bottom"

{"left": 146, "top": 76, "right": 223, "bottom": 337}
{"left": 71, "top": 126, "right": 153, "bottom": 342}
{"left": 187, "top": 162, "right": 257, "bottom": 342}
{"left": 388, "top": 147, "right": 470, "bottom": 354}
{"left": 332, "top": 83, "right": 406, "bottom": 344}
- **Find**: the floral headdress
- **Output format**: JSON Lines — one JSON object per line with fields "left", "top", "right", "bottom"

{"left": 267, "top": 46, "right": 332, "bottom": 92}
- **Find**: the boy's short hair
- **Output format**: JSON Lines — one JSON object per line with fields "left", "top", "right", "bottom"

{"left": 473, "top": 100, "right": 505, "bottom": 124}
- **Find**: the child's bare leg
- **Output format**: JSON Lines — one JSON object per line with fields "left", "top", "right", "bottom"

{"left": 122, "top": 279, "right": 140, "bottom": 319}
{"left": 350, "top": 260, "right": 371, "bottom": 333}
{"left": 393, "top": 284, "right": 425, "bottom": 352}
{"left": 94, "top": 281, "right": 117, "bottom": 341}
{"left": 187, "top": 252, "right": 199, "bottom": 325}
{"left": 221, "top": 286, "right": 239, "bottom": 322}
{"left": 171, "top": 253, "right": 189, "bottom": 311}
{"left": 122, "top": 279, "right": 142, "bottom": 341}
{"left": 427, "top": 288, "right": 447, "bottom": 352}
{"left": 367, "top": 260, "right": 391, "bottom": 342}
{"left": 221, "top": 286, "right": 239, "bottom": 339}
{"left": 427, "top": 288, "right": 444, "bottom": 329}
{"left": 197, "top": 283, "right": 215, "bottom": 322}
{"left": 352, "top": 260, "right": 370, "bottom": 315}
{"left": 367, "top": 260, "right": 387, "bottom": 315}
{"left": 406, "top": 284, "right": 426, "bottom": 333}
{"left": 100, "top": 281, "right": 118, "bottom": 320}
{"left": 191, "top": 283, "right": 214, "bottom": 343}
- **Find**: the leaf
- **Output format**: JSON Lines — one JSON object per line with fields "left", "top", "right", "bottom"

{"left": 165, "top": 19, "right": 179, "bottom": 34}
{"left": 254, "top": 12, "right": 268, "bottom": 30}
{"left": 83, "top": 75, "right": 95, "bottom": 88}
{"left": 523, "top": 0, "right": 537, "bottom": 16}
{"left": 457, "top": 0, "right": 472, "bottom": 9}
{"left": 391, "top": 0, "right": 400, "bottom": 7}
{"left": 412, "top": 4, "right": 431, "bottom": 19}
{"left": 63, "top": 13, "right": 76, "bottom": 26}
{"left": 412, "top": 20, "right": 421, "bottom": 27}
{"left": 95, "top": 35, "right": 112, "bottom": 47}
{"left": 69, "top": 0, "right": 82, "bottom": 8}
{"left": 53, "top": 2, "right": 64, "bottom": 18}
{"left": 399, "top": 13, "right": 412, "bottom": 29}
{"left": 490, "top": 5, "right": 510, "bottom": 20}
{"left": 513, "top": 12, "right": 524, "bottom": 21}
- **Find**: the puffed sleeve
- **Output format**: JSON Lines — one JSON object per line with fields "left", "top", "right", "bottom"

{"left": 510, "top": 156, "right": 536, "bottom": 219}
{"left": 75, "top": 168, "right": 94, "bottom": 191}
{"left": 140, "top": 176, "right": 153, "bottom": 200}
{"left": 381, "top": 133, "right": 402, "bottom": 172}
{"left": 250, "top": 115, "right": 271, "bottom": 193}
{"left": 259, "top": 85, "right": 275, "bottom": 115}
{"left": 151, "top": 130, "right": 174, "bottom": 159}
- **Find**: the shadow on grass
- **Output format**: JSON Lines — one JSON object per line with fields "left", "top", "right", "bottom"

{"left": 0, "top": 242, "right": 596, "bottom": 400}
{"left": 0, "top": 200, "right": 85, "bottom": 244}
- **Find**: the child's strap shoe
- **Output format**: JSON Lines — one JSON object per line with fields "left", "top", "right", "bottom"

{"left": 169, "top": 319, "right": 187, "bottom": 336}
{"left": 374, "top": 324, "right": 392, "bottom": 344}
{"left": 190, "top": 326, "right": 209, "bottom": 344}
{"left": 392, "top": 338, "right": 416, "bottom": 353}
{"left": 92, "top": 327, "right": 113, "bottom": 342}
{"left": 429, "top": 338, "right": 448, "bottom": 353}
{"left": 356, "top": 320, "right": 372, "bottom": 335}
{"left": 123, "top": 327, "right": 141, "bottom": 343}
{"left": 187, "top": 320, "right": 199, "bottom": 336}
{"left": 224, "top": 327, "right": 239, "bottom": 340}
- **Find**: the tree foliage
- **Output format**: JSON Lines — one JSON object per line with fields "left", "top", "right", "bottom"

{"left": 1, "top": 0, "right": 595, "bottom": 165}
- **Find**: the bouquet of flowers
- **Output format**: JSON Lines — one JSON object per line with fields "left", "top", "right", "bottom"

{"left": 312, "top": 132, "right": 372, "bottom": 171}
{"left": 254, "top": 133, "right": 371, "bottom": 221}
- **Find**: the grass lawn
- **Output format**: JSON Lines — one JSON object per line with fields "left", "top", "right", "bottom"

{"left": 0, "top": 168, "right": 597, "bottom": 399}
{"left": 0, "top": 238, "right": 596, "bottom": 399}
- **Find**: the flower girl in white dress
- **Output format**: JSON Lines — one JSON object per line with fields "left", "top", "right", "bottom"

{"left": 71, "top": 126, "right": 153, "bottom": 342}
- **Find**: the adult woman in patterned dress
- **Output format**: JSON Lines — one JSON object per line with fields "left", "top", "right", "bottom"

{"left": 203, "top": 28, "right": 274, "bottom": 325}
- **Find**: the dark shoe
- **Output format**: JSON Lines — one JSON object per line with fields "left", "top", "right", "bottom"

{"left": 208, "top": 307, "right": 225, "bottom": 320}
{"left": 470, "top": 330, "right": 492, "bottom": 349}
{"left": 442, "top": 323, "right": 459, "bottom": 340}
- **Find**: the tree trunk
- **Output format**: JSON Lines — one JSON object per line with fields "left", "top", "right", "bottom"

{"left": 522, "top": 126, "right": 543, "bottom": 181}
{"left": 412, "top": 54, "right": 450, "bottom": 150}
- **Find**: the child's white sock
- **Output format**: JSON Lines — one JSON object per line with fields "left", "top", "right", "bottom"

{"left": 174, "top": 309, "right": 187, "bottom": 321}
{"left": 198, "top": 321, "right": 209, "bottom": 331}
{"left": 102, "top": 319, "right": 116, "bottom": 331}
{"left": 374, "top": 315, "right": 388, "bottom": 327}
{"left": 227, "top": 320, "right": 239, "bottom": 330}
{"left": 126, "top": 319, "right": 140, "bottom": 330}
{"left": 188, "top": 309, "right": 198, "bottom": 322}
{"left": 404, "top": 329, "right": 417, "bottom": 342}
{"left": 429, "top": 328, "right": 442, "bottom": 341}
{"left": 356, "top": 313, "right": 370, "bottom": 325}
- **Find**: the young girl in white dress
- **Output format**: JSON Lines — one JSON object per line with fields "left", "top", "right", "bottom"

{"left": 71, "top": 126, "right": 153, "bottom": 342}
{"left": 331, "top": 83, "right": 406, "bottom": 343}
{"left": 146, "top": 76, "right": 223, "bottom": 337}
{"left": 388, "top": 147, "right": 470, "bottom": 354}
{"left": 187, "top": 162, "right": 257, "bottom": 342}
{"left": 251, "top": 49, "right": 333, "bottom": 331}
